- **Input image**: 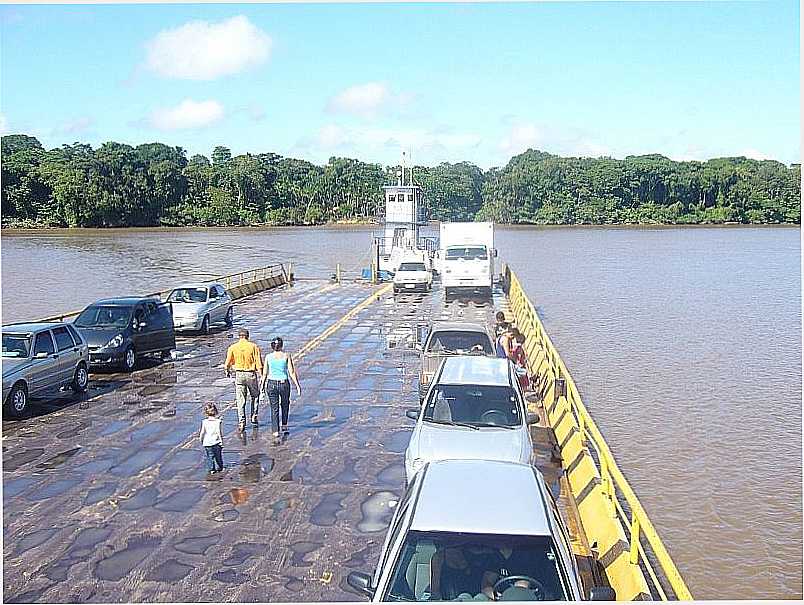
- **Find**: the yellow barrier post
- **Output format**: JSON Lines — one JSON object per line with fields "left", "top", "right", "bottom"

{"left": 629, "top": 515, "right": 641, "bottom": 564}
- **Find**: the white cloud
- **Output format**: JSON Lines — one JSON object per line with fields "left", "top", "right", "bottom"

{"left": 498, "top": 121, "right": 611, "bottom": 161}
{"left": 148, "top": 99, "right": 224, "bottom": 131}
{"left": 326, "top": 82, "right": 391, "bottom": 118}
{"left": 145, "top": 16, "right": 271, "bottom": 80}
{"left": 499, "top": 123, "right": 544, "bottom": 156}
{"left": 739, "top": 148, "right": 774, "bottom": 161}
{"left": 56, "top": 116, "right": 95, "bottom": 135}
{"left": 0, "top": 113, "right": 8, "bottom": 135}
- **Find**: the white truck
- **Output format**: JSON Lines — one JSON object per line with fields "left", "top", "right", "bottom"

{"left": 438, "top": 222, "right": 496, "bottom": 298}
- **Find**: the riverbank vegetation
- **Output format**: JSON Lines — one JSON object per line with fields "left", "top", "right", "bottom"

{"left": 2, "top": 134, "right": 799, "bottom": 228}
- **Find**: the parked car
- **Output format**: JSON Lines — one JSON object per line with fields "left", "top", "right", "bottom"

{"left": 2, "top": 322, "right": 89, "bottom": 417}
{"left": 393, "top": 261, "right": 433, "bottom": 294}
{"left": 73, "top": 297, "right": 175, "bottom": 372}
{"left": 165, "top": 282, "right": 233, "bottom": 334}
{"left": 405, "top": 355, "right": 537, "bottom": 483}
{"left": 347, "top": 459, "right": 615, "bottom": 601}
{"left": 418, "top": 322, "right": 494, "bottom": 402}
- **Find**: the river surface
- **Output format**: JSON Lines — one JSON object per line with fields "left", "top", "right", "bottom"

{"left": 1, "top": 225, "right": 801, "bottom": 599}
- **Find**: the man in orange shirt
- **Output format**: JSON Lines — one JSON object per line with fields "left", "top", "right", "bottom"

{"left": 225, "top": 328, "right": 263, "bottom": 432}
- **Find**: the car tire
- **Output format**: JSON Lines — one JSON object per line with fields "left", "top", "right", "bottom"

{"left": 6, "top": 382, "right": 28, "bottom": 417}
{"left": 122, "top": 346, "right": 136, "bottom": 373}
{"left": 225, "top": 307, "right": 233, "bottom": 327}
{"left": 71, "top": 362, "right": 89, "bottom": 393}
{"left": 160, "top": 350, "right": 172, "bottom": 361}
{"left": 201, "top": 315, "right": 210, "bottom": 335}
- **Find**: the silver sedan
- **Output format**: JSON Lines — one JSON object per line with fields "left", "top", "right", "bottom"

{"left": 166, "top": 283, "right": 233, "bottom": 334}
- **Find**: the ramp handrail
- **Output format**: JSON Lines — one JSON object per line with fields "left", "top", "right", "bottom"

{"left": 27, "top": 263, "right": 289, "bottom": 324}
{"left": 504, "top": 264, "right": 693, "bottom": 601}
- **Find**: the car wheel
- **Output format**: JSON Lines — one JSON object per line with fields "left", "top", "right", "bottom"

{"left": 225, "top": 307, "right": 234, "bottom": 327}
{"left": 71, "top": 362, "right": 89, "bottom": 393}
{"left": 122, "top": 346, "right": 136, "bottom": 373}
{"left": 201, "top": 315, "right": 210, "bottom": 335}
{"left": 160, "top": 349, "right": 173, "bottom": 361}
{"left": 6, "top": 382, "right": 28, "bottom": 417}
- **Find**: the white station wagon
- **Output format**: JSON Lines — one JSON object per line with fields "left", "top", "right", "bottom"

{"left": 166, "top": 283, "right": 233, "bottom": 334}
{"left": 405, "top": 356, "right": 537, "bottom": 483}
{"left": 393, "top": 261, "right": 433, "bottom": 294}
{"left": 347, "top": 459, "right": 615, "bottom": 601}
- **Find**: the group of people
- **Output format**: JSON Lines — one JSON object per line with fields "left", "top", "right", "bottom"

{"left": 493, "top": 311, "right": 530, "bottom": 391}
{"left": 198, "top": 328, "right": 301, "bottom": 475}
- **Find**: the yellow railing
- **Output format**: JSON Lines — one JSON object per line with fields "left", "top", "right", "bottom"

{"left": 30, "top": 263, "right": 289, "bottom": 324}
{"left": 504, "top": 264, "right": 693, "bottom": 601}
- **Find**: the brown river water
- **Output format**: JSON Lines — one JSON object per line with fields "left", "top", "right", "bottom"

{"left": 1, "top": 225, "right": 801, "bottom": 599}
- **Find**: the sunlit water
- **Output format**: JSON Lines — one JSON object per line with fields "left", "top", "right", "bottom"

{"left": 1, "top": 224, "right": 801, "bottom": 598}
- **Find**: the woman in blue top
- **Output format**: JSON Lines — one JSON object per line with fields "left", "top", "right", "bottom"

{"left": 260, "top": 337, "right": 301, "bottom": 443}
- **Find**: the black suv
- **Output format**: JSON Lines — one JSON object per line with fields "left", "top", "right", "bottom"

{"left": 73, "top": 297, "right": 176, "bottom": 372}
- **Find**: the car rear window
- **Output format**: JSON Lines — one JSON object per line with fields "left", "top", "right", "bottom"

{"left": 52, "top": 326, "right": 76, "bottom": 351}
{"left": 426, "top": 330, "right": 493, "bottom": 354}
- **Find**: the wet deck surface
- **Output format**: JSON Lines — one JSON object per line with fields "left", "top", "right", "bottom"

{"left": 2, "top": 280, "right": 576, "bottom": 603}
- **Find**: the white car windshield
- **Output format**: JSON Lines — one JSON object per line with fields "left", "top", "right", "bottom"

{"left": 385, "top": 531, "right": 568, "bottom": 601}
{"left": 2, "top": 334, "right": 31, "bottom": 358}
{"left": 445, "top": 246, "right": 487, "bottom": 261}
{"left": 168, "top": 288, "right": 208, "bottom": 303}
{"left": 423, "top": 384, "right": 522, "bottom": 427}
{"left": 399, "top": 263, "right": 427, "bottom": 272}
{"left": 74, "top": 306, "right": 132, "bottom": 328}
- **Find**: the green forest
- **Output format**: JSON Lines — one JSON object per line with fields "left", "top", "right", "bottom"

{"left": 1, "top": 134, "right": 799, "bottom": 228}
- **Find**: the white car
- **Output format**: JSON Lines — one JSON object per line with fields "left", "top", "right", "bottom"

{"left": 346, "top": 459, "right": 615, "bottom": 601}
{"left": 393, "top": 261, "right": 433, "bottom": 294}
{"left": 166, "top": 283, "right": 233, "bottom": 334}
{"left": 405, "top": 356, "right": 537, "bottom": 483}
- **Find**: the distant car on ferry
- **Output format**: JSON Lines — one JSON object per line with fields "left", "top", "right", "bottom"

{"left": 165, "top": 282, "right": 233, "bottom": 334}
{"left": 393, "top": 260, "right": 433, "bottom": 294}
{"left": 73, "top": 297, "right": 175, "bottom": 372}
{"left": 417, "top": 322, "right": 494, "bottom": 401}
{"left": 2, "top": 322, "right": 90, "bottom": 417}
{"left": 406, "top": 356, "right": 538, "bottom": 482}
{"left": 346, "top": 458, "right": 615, "bottom": 602}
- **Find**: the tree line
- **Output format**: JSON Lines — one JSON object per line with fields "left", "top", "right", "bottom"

{"left": 1, "top": 134, "right": 799, "bottom": 228}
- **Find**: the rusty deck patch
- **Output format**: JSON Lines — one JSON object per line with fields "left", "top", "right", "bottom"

{"left": 2, "top": 280, "right": 577, "bottom": 603}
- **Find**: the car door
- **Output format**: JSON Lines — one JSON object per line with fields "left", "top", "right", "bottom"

{"left": 30, "top": 330, "right": 58, "bottom": 396}
{"left": 51, "top": 325, "right": 79, "bottom": 385}
{"left": 143, "top": 301, "right": 165, "bottom": 353}
{"left": 132, "top": 304, "right": 152, "bottom": 353}
{"left": 216, "top": 285, "right": 231, "bottom": 321}
{"left": 156, "top": 303, "right": 176, "bottom": 350}
{"left": 206, "top": 286, "right": 221, "bottom": 322}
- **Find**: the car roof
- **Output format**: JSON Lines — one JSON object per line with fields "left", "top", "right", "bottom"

{"left": 91, "top": 297, "right": 159, "bottom": 306}
{"left": 429, "top": 322, "right": 489, "bottom": 334}
{"left": 437, "top": 356, "right": 512, "bottom": 386}
{"left": 410, "top": 460, "right": 551, "bottom": 536}
{"left": 2, "top": 322, "right": 70, "bottom": 333}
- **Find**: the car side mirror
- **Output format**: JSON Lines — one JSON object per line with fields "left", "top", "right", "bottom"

{"left": 527, "top": 412, "right": 539, "bottom": 425}
{"left": 589, "top": 586, "right": 616, "bottom": 600}
{"left": 405, "top": 409, "right": 419, "bottom": 421}
{"left": 34, "top": 351, "right": 49, "bottom": 359}
{"left": 346, "top": 571, "right": 374, "bottom": 598}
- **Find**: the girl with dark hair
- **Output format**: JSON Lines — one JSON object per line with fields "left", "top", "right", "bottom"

{"left": 260, "top": 336, "right": 301, "bottom": 443}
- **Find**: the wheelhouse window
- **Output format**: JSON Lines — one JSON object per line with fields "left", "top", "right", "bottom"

{"left": 167, "top": 288, "right": 208, "bottom": 303}
{"left": 2, "top": 334, "right": 31, "bottom": 358}
{"left": 385, "top": 531, "right": 569, "bottom": 602}
{"left": 423, "top": 384, "right": 522, "bottom": 427}
{"left": 75, "top": 306, "right": 133, "bottom": 328}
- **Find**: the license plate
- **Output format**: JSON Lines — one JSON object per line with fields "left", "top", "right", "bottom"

{"left": 405, "top": 284, "right": 416, "bottom": 288}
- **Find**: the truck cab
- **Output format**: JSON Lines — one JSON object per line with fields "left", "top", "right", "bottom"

{"left": 439, "top": 222, "right": 496, "bottom": 298}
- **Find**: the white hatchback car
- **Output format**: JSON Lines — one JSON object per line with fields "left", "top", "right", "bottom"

{"left": 405, "top": 356, "right": 537, "bottom": 483}
{"left": 346, "top": 459, "right": 615, "bottom": 601}
{"left": 393, "top": 261, "right": 433, "bottom": 294}
{"left": 166, "top": 283, "right": 233, "bottom": 334}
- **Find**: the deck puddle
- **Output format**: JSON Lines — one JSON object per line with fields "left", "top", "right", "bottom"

{"left": 173, "top": 533, "right": 221, "bottom": 555}
{"left": 288, "top": 540, "right": 323, "bottom": 567}
{"left": 383, "top": 431, "right": 412, "bottom": 453}
{"left": 28, "top": 477, "right": 83, "bottom": 500}
{"left": 356, "top": 491, "right": 397, "bottom": 532}
{"left": 118, "top": 486, "right": 159, "bottom": 511}
{"left": 11, "top": 527, "right": 60, "bottom": 556}
{"left": 311, "top": 491, "right": 348, "bottom": 526}
{"left": 154, "top": 486, "right": 205, "bottom": 512}
{"left": 67, "top": 527, "right": 114, "bottom": 557}
{"left": 377, "top": 462, "right": 405, "bottom": 487}
{"left": 36, "top": 447, "right": 81, "bottom": 470}
{"left": 3, "top": 477, "right": 40, "bottom": 499}
{"left": 109, "top": 448, "right": 167, "bottom": 477}
{"left": 212, "top": 569, "right": 244, "bottom": 584}
{"left": 83, "top": 482, "right": 117, "bottom": 505}
{"left": 333, "top": 457, "right": 359, "bottom": 484}
{"left": 222, "top": 542, "right": 265, "bottom": 566}
{"left": 5, "top": 448, "right": 45, "bottom": 471}
{"left": 145, "top": 559, "right": 194, "bottom": 582}
{"left": 210, "top": 507, "right": 239, "bottom": 523}
{"left": 240, "top": 453, "right": 274, "bottom": 483}
{"left": 93, "top": 534, "right": 161, "bottom": 581}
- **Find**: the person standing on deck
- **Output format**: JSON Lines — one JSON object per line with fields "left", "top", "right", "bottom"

{"left": 261, "top": 336, "right": 301, "bottom": 445}
{"left": 224, "top": 328, "right": 263, "bottom": 432}
{"left": 495, "top": 322, "right": 514, "bottom": 360}
{"left": 199, "top": 403, "right": 224, "bottom": 475}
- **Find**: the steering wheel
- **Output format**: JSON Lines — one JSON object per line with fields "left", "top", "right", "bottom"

{"left": 492, "top": 576, "right": 546, "bottom": 601}
{"left": 480, "top": 409, "right": 509, "bottom": 425}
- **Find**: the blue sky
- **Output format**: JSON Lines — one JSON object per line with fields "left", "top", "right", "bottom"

{"left": 0, "top": 2, "right": 799, "bottom": 168}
